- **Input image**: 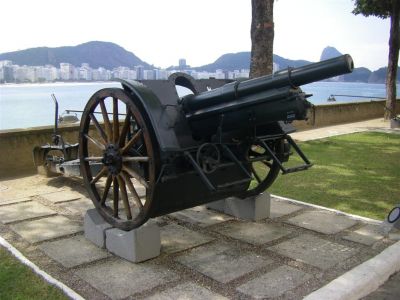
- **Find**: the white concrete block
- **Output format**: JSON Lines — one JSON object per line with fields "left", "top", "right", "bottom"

{"left": 106, "top": 221, "right": 160, "bottom": 263}
{"left": 84, "top": 209, "right": 112, "bottom": 248}
{"left": 206, "top": 199, "right": 225, "bottom": 212}
{"left": 224, "top": 193, "right": 271, "bottom": 221}
{"left": 207, "top": 194, "right": 271, "bottom": 221}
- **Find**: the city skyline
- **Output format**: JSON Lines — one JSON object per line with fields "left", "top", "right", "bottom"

{"left": 0, "top": 59, "right": 252, "bottom": 83}
{"left": 0, "top": 0, "right": 391, "bottom": 71}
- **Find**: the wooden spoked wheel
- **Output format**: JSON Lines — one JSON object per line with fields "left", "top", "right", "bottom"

{"left": 79, "top": 88, "right": 157, "bottom": 230}
{"left": 240, "top": 139, "right": 283, "bottom": 198}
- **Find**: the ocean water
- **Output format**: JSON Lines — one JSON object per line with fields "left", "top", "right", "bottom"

{"left": 0, "top": 81, "right": 394, "bottom": 130}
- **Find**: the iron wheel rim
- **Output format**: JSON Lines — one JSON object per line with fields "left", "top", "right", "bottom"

{"left": 79, "top": 88, "right": 157, "bottom": 230}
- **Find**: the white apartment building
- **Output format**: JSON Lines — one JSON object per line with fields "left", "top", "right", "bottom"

{"left": 60, "top": 63, "right": 75, "bottom": 80}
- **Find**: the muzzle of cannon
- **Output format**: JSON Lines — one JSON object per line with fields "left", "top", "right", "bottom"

{"left": 76, "top": 55, "right": 354, "bottom": 230}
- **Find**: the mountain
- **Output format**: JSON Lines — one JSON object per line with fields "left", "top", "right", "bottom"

{"left": 0, "top": 41, "right": 151, "bottom": 69}
{"left": 193, "top": 52, "right": 311, "bottom": 72}
{"left": 320, "top": 46, "right": 343, "bottom": 61}
{"left": 1, "top": 42, "right": 395, "bottom": 83}
{"left": 367, "top": 67, "right": 400, "bottom": 83}
{"left": 197, "top": 47, "right": 396, "bottom": 83}
{"left": 343, "top": 67, "right": 372, "bottom": 82}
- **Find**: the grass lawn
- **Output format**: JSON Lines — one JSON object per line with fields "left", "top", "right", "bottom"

{"left": 0, "top": 246, "right": 68, "bottom": 300}
{"left": 269, "top": 131, "right": 400, "bottom": 220}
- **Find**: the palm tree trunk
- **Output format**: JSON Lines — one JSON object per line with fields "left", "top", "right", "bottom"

{"left": 384, "top": 0, "right": 399, "bottom": 120}
{"left": 250, "top": 0, "right": 274, "bottom": 78}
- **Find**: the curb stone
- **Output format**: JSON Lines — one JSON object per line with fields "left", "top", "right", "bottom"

{"left": 304, "top": 240, "right": 400, "bottom": 300}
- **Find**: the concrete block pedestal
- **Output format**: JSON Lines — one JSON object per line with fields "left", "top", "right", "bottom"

{"left": 84, "top": 209, "right": 161, "bottom": 263}
{"left": 84, "top": 209, "right": 112, "bottom": 248}
{"left": 207, "top": 193, "right": 271, "bottom": 221}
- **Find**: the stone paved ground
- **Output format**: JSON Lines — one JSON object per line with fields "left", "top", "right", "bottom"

{"left": 0, "top": 175, "right": 398, "bottom": 300}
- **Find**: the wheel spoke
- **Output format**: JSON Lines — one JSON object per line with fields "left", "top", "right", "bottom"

{"left": 84, "top": 156, "right": 103, "bottom": 162}
{"left": 117, "top": 175, "right": 132, "bottom": 220}
{"left": 119, "top": 111, "right": 132, "bottom": 147}
{"left": 113, "top": 97, "right": 119, "bottom": 144}
{"left": 90, "top": 113, "right": 108, "bottom": 143}
{"left": 113, "top": 177, "right": 119, "bottom": 217}
{"left": 122, "top": 156, "right": 149, "bottom": 162}
{"left": 100, "top": 175, "right": 112, "bottom": 205}
{"left": 122, "top": 129, "right": 142, "bottom": 154}
{"left": 90, "top": 166, "right": 108, "bottom": 184}
{"left": 122, "top": 165, "right": 149, "bottom": 189}
{"left": 84, "top": 134, "right": 105, "bottom": 150}
{"left": 100, "top": 99, "right": 112, "bottom": 141}
{"left": 121, "top": 171, "right": 143, "bottom": 210}
{"left": 80, "top": 88, "right": 156, "bottom": 230}
{"left": 251, "top": 165, "right": 262, "bottom": 183}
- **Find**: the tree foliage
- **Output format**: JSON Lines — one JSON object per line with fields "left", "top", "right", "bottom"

{"left": 352, "top": 0, "right": 394, "bottom": 18}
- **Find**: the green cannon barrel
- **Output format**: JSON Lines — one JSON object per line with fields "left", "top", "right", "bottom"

{"left": 182, "top": 54, "right": 353, "bottom": 113}
{"left": 181, "top": 55, "right": 353, "bottom": 138}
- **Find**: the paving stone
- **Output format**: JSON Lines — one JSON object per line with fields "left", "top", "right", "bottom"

{"left": 161, "top": 223, "right": 215, "bottom": 254}
{"left": 41, "top": 190, "right": 82, "bottom": 203}
{"left": 0, "top": 176, "right": 64, "bottom": 201}
{"left": 39, "top": 235, "right": 111, "bottom": 268}
{"left": 343, "top": 224, "right": 384, "bottom": 245}
{"left": 214, "top": 221, "right": 292, "bottom": 245}
{"left": 134, "top": 183, "right": 146, "bottom": 198}
{"left": 75, "top": 259, "right": 179, "bottom": 299}
{"left": 0, "top": 197, "right": 32, "bottom": 206}
{"left": 57, "top": 198, "right": 94, "bottom": 216}
{"left": 0, "top": 201, "right": 57, "bottom": 224}
{"left": 286, "top": 210, "right": 357, "bottom": 234}
{"left": 268, "top": 234, "right": 357, "bottom": 269}
{"left": 237, "top": 265, "right": 311, "bottom": 299}
{"left": 10, "top": 215, "right": 82, "bottom": 243}
{"left": 176, "top": 242, "right": 273, "bottom": 283}
{"left": 270, "top": 199, "right": 303, "bottom": 218}
{"left": 145, "top": 282, "right": 228, "bottom": 300}
{"left": 170, "top": 205, "right": 233, "bottom": 227}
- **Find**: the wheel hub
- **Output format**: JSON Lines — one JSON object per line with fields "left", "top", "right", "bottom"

{"left": 102, "top": 144, "right": 122, "bottom": 175}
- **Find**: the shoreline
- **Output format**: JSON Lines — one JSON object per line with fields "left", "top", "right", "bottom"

{"left": 0, "top": 81, "right": 119, "bottom": 88}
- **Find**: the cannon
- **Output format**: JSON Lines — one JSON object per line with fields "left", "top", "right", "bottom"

{"left": 35, "top": 55, "right": 354, "bottom": 230}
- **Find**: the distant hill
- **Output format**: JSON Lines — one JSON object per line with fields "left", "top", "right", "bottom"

{"left": 197, "top": 48, "right": 396, "bottom": 84}
{"left": 192, "top": 52, "right": 311, "bottom": 72}
{"left": 0, "top": 42, "right": 395, "bottom": 83}
{"left": 0, "top": 41, "right": 151, "bottom": 69}
{"left": 321, "top": 44, "right": 400, "bottom": 83}
{"left": 367, "top": 67, "right": 400, "bottom": 83}
{"left": 320, "top": 46, "right": 343, "bottom": 61}
{"left": 194, "top": 52, "right": 251, "bottom": 72}
{"left": 343, "top": 67, "right": 372, "bottom": 82}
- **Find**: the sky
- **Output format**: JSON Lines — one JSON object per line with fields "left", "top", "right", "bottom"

{"left": 0, "top": 0, "right": 391, "bottom": 71}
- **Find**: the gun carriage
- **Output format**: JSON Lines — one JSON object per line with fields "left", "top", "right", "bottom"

{"left": 33, "top": 55, "right": 354, "bottom": 230}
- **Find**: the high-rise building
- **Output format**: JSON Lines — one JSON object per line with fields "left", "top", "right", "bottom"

{"left": 134, "top": 65, "right": 144, "bottom": 80}
{"left": 179, "top": 59, "right": 186, "bottom": 69}
{"left": 0, "top": 60, "right": 13, "bottom": 67}
{"left": 60, "top": 63, "right": 75, "bottom": 80}
{"left": 1, "top": 65, "right": 14, "bottom": 82}
{"left": 143, "top": 70, "right": 154, "bottom": 80}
